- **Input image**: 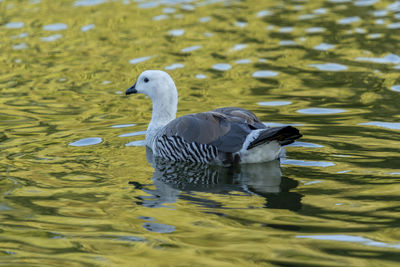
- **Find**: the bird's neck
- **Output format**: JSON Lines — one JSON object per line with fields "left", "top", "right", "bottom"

{"left": 146, "top": 92, "right": 177, "bottom": 142}
{"left": 146, "top": 98, "right": 176, "bottom": 149}
{"left": 145, "top": 82, "right": 178, "bottom": 149}
{"left": 148, "top": 98, "right": 177, "bottom": 129}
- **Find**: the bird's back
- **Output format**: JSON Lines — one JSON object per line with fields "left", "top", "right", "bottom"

{"left": 150, "top": 107, "right": 300, "bottom": 165}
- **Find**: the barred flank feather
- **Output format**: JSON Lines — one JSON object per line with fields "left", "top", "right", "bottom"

{"left": 156, "top": 135, "right": 218, "bottom": 163}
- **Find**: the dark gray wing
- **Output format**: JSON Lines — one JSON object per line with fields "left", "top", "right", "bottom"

{"left": 211, "top": 107, "right": 267, "bottom": 130}
{"left": 162, "top": 107, "right": 266, "bottom": 153}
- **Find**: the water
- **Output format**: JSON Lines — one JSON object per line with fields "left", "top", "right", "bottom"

{"left": 1, "top": 0, "right": 400, "bottom": 266}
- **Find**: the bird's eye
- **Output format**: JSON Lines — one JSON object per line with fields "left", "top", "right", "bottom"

{"left": 144, "top": 77, "right": 149, "bottom": 83}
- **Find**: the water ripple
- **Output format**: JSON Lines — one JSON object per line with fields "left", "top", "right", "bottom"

{"left": 111, "top": 124, "right": 135, "bottom": 128}
{"left": 181, "top": 45, "right": 202, "bottom": 53}
{"left": 195, "top": 74, "right": 207, "bottom": 79}
{"left": 258, "top": 101, "right": 291, "bottom": 106}
{"left": 74, "top": 0, "right": 107, "bottom": 7}
{"left": 391, "top": 85, "right": 400, "bottom": 92}
{"left": 314, "top": 43, "right": 335, "bottom": 51}
{"left": 199, "top": 17, "right": 211, "bottom": 23}
{"left": 231, "top": 44, "right": 247, "bottom": 51}
{"left": 387, "top": 1, "right": 400, "bottom": 11}
{"left": 368, "top": 33, "right": 383, "bottom": 39}
{"left": 359, "top": 121, "right": 400, "bottom": 130}
{"left": 129, "top": 56, "right": 152, "bottom": 64}
{"left": 142, "top": 222, "right": 176, "bottom": 233}
{"left": 282, "top": 159, "right": 335, "bottom": 167}
{"left": 286, "top": 142, "right": 324, "bottom": 148}
{"left": 299, "top": 14, "right": 316, "bottom": 20}
{"left": 257, "top": 10, "right": 272, "bottom": 17}
{"left": 354, "top": 0, "right": 378, "bottom": 6}
{"left": 138, "top": 2, "right": 159, "bottom": 9}
{"left": 43, "top": 23, "right": 68, "bottom": 31}
{"left": 168, "top": 29, "right": 184, "bottom": 36}
{"left": 11, "top": 32, "right": 28, "bottom": 39}
{"left": 116, "top": 236, "right": 146, "bottom": 242}
{"left": 5, "top": 22, "right": 24, "bottom": 29}
{"left": 181, "top": 4, "right": 195, "bottom": 11}
{"left": 12, "top": 42, "right": 28, "bottom": 50}
{"left": 306, "top": 27, "right": 325, "bottom": 33}
{"left": 153, "top": 15, "right": 169, "bottom": 21}
{"left": 212, "top": 63, "right": 231, "bottom": 71}
{"left": 165, "top": 63, "right": 184, "bottom": 70}
{"left": 280, "top": 40, "right": 297, "bottom": 46}
{"left": 119, "top": 130, "right": 146, "bottom": 137}
{"left": 338, "top": 16, "right": 360, "bottom": 24}
{"left": 388, "top": 22, "right": 400, "bottom": 29}
{"left": 313, "top": 8, "right": 327, "bottom": 14}
{"left": 235, "top": 59, "right": 251, "bottom": 64}
{"left": 372, "top": 10, "right": 388, "bottom": 17}
{"left": 279, "top": 27, "right": 294, "bottom": 33}
{"left": 234, "top": 21, "right": 247, "bottom": 28}
{"left": 309, "top": 63, "right": 347, "bottom": 71}
{"left": 355, "top": 54, "right": 400, "bottom": 64}
{"left": 125, "top": 140, "right": 146, "bottom": 147}
{"left": 41, "top": 34, "right": 63, "bottom": 42}
{"left": 69, "top": 137, "right": 102, "bottom": 146}
{"left": 297, "top": 108, "right": 346, "bottom": 114}
{"left": 163, "top": 7, "right": 176, "bottom": 14}
{"left": 81, "top": 24, "right": 95, "bottom": 32}
{"left": 252, "top": 70, "right": 279, "bottom": 78}
{"left": 296, "top": 235, "right": 400, "bottom": 249}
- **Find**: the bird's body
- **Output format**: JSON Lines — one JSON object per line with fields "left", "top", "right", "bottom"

{"left": 126, "top": 70, "right": 301, "bottom": 165}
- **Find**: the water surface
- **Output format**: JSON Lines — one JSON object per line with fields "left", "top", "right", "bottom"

{"left": 1, "top": 0, "right": 400, "bottom": 266}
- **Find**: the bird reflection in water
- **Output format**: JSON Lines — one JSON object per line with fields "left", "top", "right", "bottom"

{"left": 130, "top": 147, "right": 302, "bottom": 211}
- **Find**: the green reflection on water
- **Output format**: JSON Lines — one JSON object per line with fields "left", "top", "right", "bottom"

{"left": 1, "top": 0, "right": 400, "bottom": 266}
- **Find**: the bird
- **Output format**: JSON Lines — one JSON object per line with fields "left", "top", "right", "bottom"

{"left": 125, "top": 70, "right": 302, "bottom": 165}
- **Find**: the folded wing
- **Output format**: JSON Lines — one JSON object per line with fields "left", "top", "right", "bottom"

{"left": 162, "top": 107, "right": 267, "bottom": 153}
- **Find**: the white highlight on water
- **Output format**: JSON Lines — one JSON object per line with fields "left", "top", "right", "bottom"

{"left": 314, "top": 43, "right": 335, "bottom": 51}
{"left": 168, "top": 29, "right": 184, "bottom": 36}
{"left": 5, "top": 22, "right": 24, "bottom": 28}
{"left": 165, "top": 63, "right": 184, "bottom": 70}
{"left": 338, "top": 16, "right": 360, "bottom": 24}
{"left": 390, "top": 85, "right": 400, "bottom": 92}
{"left": 359, "top": 121, "right": 400, "bottom": 130}
{"left": 74, "top": 0, "right": 107, "bottom": 6}
{"left": 309, "top": 63, "right": 347, "bottom": 71}
{"left": 81, "top": 24, "right": 95, "bottom": 32}
{"left": 181, "top": 45, "right": 202, "bottom": 53}
{"left": 69, "top": 137, "right": 102, "bottom": 146}
{"left": 297, "top": 107, "right": 346, "bottom": 114}
{"left": 252, "top": 70, "right": 279, "bottom": 78}
{"left": 258, "top": 101, "right": 292, "bottom": 106}
{"left": 356, "top": 54, "right": 400, "bottom": 64}
{"left": 195, "top": 74, "right": 207, "bottom": 79}
{"left": 41, "top": 34, "right": 63, "bottom": 42}
{"left": 129, "top": 56, "right": 152, "bottom": 64}
{"left": 212, "top": 63, "right": 232, "bottom": 71}
{"left": 296, "top": 234, "right": 400, "bottom": 249}
{"left": 43, "top": 23, "right": 68, "bottom": 31}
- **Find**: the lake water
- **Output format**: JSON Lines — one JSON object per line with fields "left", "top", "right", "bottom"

{"left": 1, "top": 0, "right": 400, "bottom": 265}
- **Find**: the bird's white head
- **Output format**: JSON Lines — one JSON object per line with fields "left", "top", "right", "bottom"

{"left": 126, "top": 70, "right": 177, "bottom": 101}
{"left": 125, "top": 70, "right": 178, "bottom": 136}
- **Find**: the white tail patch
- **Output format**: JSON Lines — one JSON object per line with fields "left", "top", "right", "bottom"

{"left": 240, "top": 140, "right": 283, "bottom": 163}
{"left": 241, "top": 129, "right": 263, "bottom": 150}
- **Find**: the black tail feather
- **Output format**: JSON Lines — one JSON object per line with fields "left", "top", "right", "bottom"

{"left": 247, "top": 126, "right": 302, "bottom": 150}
